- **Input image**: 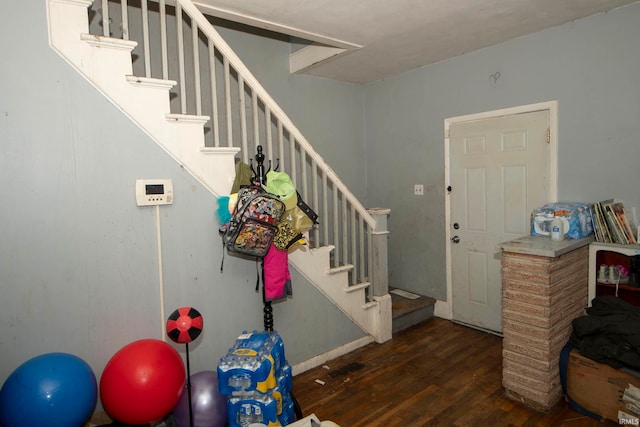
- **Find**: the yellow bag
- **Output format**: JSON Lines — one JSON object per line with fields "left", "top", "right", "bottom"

{"left": 286, "top": 206, "right": 314, "bottom": 234}
{"left": 273, "top": 220, "right": 302, "bottom": 251}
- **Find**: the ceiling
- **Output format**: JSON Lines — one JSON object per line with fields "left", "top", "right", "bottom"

{"left": 194, "top": 0, "right": 639, "bottom": 84}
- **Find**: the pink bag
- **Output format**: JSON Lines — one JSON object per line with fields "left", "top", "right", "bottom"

{"left": 263, "top": 243, "right": 292, "bottom": 301}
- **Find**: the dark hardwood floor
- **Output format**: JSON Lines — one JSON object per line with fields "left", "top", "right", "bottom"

{"left": 291, "top": 318, "right": 618, "bottom": 427}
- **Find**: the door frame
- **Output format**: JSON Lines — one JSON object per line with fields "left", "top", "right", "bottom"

{"left": 436, "top": 100, "right": 559, "bottom": 320}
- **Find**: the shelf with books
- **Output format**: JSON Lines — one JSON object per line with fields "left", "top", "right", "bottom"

{"left": 589, "top": 200, "right": 638, "bottom": 245}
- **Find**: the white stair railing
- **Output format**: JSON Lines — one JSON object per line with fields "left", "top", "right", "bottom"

{"left": 89, "top": 0, "right": 384, "bottom": 296}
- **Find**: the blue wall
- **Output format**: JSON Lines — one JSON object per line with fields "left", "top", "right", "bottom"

{"left": 364, "top": 3, "right": 640, "bottom": 300}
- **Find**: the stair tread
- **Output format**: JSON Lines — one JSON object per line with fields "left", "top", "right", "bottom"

{"left": 390, "top": 287, "right": 435, "bottom": 319}
{"left": 327, "top": 264, "right": 354, "bottom": 275}
{"left": 345, "top": 282, "right": 370, "bottom": 293}
{"left": 200, "top": 146, "right": 241, "bottom": 155}
{"left": 80, "top": 33, "right": 137, "bottom": 50}
{"left": 165, "top": 113, "right": 210, "bottom": 123}
{"left": 126, "top": 75, "right": 177, "bottom": 88}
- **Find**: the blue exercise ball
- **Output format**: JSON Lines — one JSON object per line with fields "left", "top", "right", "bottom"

{"left": 0, "top": 352, "right": 97, "bottom": 427}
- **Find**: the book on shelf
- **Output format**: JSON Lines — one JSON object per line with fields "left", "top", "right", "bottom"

{"left": 612, "top": 202, "right": 638, "bottom": 244}
{"left": 589, "top": 205, "right": 604, "bottom": 242}
{"left": 591, "top": 203, "right": 610, "bottom": 243}
{"left": 591, "top": 199, "right": 638, "bottom": 245}
{"left": 606, "top": 201, "right": 635, "bottom": 244}
{"left": 606, "top": 206, "right": 627, "bottom": 244}
{"left": 592, "top": 200, "right": 613, "bottom": 243}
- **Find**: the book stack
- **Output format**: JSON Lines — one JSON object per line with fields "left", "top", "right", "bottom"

{"left": 590, "top": 200, "right": 638, "bottom": 244}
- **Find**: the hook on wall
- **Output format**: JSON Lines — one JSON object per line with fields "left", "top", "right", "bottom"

{"left": 490, "top": 71, "right": 501, "bottom": 84}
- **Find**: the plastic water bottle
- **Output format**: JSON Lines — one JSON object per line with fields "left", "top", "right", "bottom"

{"left": 551, "top": 216, "right": 564, "bottom": 241}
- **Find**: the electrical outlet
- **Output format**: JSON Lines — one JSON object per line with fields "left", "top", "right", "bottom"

{"left": 414, "top": 184, "right": 424, "bottom": 196}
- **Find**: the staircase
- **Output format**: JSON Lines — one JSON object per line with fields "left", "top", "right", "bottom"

{"left": 46, "top": 0, "right": 391, "bottom": 342}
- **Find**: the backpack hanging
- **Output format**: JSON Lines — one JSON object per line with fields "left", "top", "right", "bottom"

{"left": 221, "top": 186, "right": 286, "bottom": 258}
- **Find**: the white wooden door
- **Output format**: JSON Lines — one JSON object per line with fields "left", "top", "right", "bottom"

{"left": 449, "top": 110, "right": 550, "bottom": 333}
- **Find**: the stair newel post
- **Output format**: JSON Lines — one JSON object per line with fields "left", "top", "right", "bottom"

{"left": 368, "top": 208, "right": 391, "bottom": 297}
{"left": 252, "top": 145, "right": 275, "bottom": 332}
{"left": 368, "top": 207, "right": 392, "bottom": 343}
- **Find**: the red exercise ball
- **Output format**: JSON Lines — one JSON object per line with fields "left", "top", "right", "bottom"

{"left": 100, "top": 339, "right": 185, "bottom": 425}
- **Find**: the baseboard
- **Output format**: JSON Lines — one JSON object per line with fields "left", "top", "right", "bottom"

{"left": 292, "top": 335, "right": 374, "bottom": 376}
{"left": 434, "top": 299, "right": 452, "bottom": 319}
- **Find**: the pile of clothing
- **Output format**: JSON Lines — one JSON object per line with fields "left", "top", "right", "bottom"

{"left": 570, "top": 295, "right": 640, "bottom": 369}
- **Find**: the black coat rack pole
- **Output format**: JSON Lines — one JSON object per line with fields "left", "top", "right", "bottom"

{"left": 185, "top": 342, "right": 194, "bottom": 427}
{"left": 253, "top": 147, "right": 302, "bottom": 421}
{"left": 253, "top": 146, "right": 274, "bottom": 332}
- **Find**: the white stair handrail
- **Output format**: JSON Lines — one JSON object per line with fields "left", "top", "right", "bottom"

{"left": 175, "top": 0, "right": 375, "bottom": 230}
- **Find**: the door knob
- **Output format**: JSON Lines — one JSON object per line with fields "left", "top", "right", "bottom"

{"left": 451, "top": 236, "right": 460, "bottom": 244}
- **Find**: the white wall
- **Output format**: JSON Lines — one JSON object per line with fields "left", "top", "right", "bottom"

{"left": 364, "top": 3, "right": 640, "bottom": 300}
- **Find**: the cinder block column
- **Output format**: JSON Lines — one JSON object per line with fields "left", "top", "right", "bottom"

{"left": 501, "top": 246, "right": 589, "bottom": 411}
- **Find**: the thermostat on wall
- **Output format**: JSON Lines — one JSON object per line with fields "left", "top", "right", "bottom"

{"left": 135, "top": 179, "right": 174, "bottom": 206}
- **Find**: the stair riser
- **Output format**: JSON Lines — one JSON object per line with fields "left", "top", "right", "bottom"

{"left": 392, "top": 306, "right": 434, "bottom": 334}
{"left": 48, "top": 1, "right": 92, "bottom": 52}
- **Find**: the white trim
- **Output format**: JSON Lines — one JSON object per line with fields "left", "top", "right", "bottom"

{"left": 52, "top": 0, "right": 92, "bottom": 6}
{"left": 291, "top": 335, "right": 374, "bottom": 376}
{"left": 443, "top": 101, "right": 559, "bottom": 323}
{"left": 192, "top": 2, "right": 362, "bottom": 50}
{"left": 290, "top": 45, "right": 349, "bottom": 74}
{"left": 434, "top": 299, "right": 452, "bottom": 319}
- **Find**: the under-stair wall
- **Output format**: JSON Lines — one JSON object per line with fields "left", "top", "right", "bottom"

{"left": 46, "top": 0, "right": 391, "bottom": 343}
